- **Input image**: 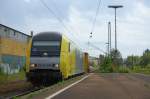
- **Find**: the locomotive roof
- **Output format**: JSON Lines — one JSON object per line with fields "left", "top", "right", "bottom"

{"left": 33, "top": 32, "right": 62, "bottom": 41}
{"left": 33, "top": 31, "right": 82, "bottom": 51}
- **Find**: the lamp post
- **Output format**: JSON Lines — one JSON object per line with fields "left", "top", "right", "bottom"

{"left": 108, "top": 5, "right": 123, "bottom": 51}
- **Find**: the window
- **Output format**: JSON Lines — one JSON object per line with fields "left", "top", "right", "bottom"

{"left": 33, "top": 41, "right": 60, "bottom": 46}
{"left": 4, "top": 28, "right": 7, "bottom": 32}
{"left": 14, "top": 31, "right": 16, "bottom": 36}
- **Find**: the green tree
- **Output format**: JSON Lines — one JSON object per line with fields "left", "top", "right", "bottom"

{"left": 110, "top": 49, "right": 123, "bottom": 66}
{"left": 140, "top": 49, "right": 150, "bottom": 67}
{"left": 99, "top": 54, "right": 105, "bottom": 65}
{"left": 99, "top": 57, "right": 113, "bottom": 73}
{"left": 125, "top": 55, "right": 140, "bottom": 67}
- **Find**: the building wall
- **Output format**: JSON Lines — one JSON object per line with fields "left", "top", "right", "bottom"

{"left": 0, "top": 36, "right": 1, "bottom": 68}
{"left": 1, "top": 38, "right": 27, "bottom": 56}
{"left": 0, "top": 24, "right": 31, "bottom": 74}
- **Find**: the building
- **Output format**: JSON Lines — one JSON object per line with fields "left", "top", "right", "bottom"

{"left": 0, "top": 24, "right": 31, "bottom": 74}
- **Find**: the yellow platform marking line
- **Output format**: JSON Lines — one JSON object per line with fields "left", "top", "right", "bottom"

{"left": 45, "top": 74, "right": 91, "bottom": 99}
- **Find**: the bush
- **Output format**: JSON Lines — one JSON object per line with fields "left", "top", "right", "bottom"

{"left": 99, "top": 57, "right": 113, "bottom": 73}
{"left": 146, "top": 64, "right": 150, "bottom": 68}
{"left": 0, "top": 67, "right": 3, "bottom": 74}
{"left": 131, "top": 66, "right": 150, "bottom": 74}
{"left": 0, "top": 68, "right": 1, "bottom": 74}
{"left": 117, "top": 66, "right": 130, "bottom": 73}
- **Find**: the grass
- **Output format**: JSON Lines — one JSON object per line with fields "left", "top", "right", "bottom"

{"left": 98, "top": 59, "right": 150, "bottom": 75}
{"left": 131, "top": 66, "right": 150, "bottom": 75}
{"left": 113, "top": 66, "right": 130, "bottom": 73}
{"left": 99, "top": 63, "right": 130, "bottom": 73}
{"left": 0, "top": 70, "right": 26, "bottom": 84}
{"left": 0, "top": 72, "right": 7, "bottom": 84}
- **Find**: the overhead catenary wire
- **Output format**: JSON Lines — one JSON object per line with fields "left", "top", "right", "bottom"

{"left": 90, "top": 0, "right": 101, "bottom": 34}
{"left": 50, "top": 0, "right": 81, "bottom": 36}
{"left": 88, "top": 0, "right": 101, "bottom": 44}
{"left": 39, "top": 0, "right": 102, "bottom": 54}
{"left": 39, "top": 0, "right": 83, "bottom": 48}
{"left": 88, "top": 42, "right": 106, "bottom": 54}
{"left": 39, "top": 0, "right": 70, "bottom": 33}
{"left": 48, "top": 0, "right": 82, "bottom": 44}
{"left": 88, "top": 0, "right": 102, "bottom": 54}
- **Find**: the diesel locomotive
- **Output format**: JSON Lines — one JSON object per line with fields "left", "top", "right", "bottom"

{"left": 27, "top": 32, "right": 89, "bottom": 82}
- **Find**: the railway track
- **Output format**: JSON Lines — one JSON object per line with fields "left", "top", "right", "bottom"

{"left": 0, "top": 80, "right": 59, "bottom": 99}
{"left": 6, "top": 86, "right": 43, "bottom": 99}
{"left": 0, "top": 73, "right": 86, "bottom": 99}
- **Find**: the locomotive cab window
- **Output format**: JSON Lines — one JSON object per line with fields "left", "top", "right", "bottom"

{"left": 33, "top": 41, "right": 60, "bottom": 46}
{"left": 31, "top": 40, "right": 61, "bottom": 57}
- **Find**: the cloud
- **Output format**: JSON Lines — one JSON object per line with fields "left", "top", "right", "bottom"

{"left": 65, "top": 6, "right": 108, "bottom": 56}
{"left": 23, "top": 15, "right": 64, "bottom": 35}
{"left": 24, "top": 0, "right": 30, "bottom": 3}
{"left": 117, "top": 1, "right": 150, "bottom": 57}
{"left": 66, "top": 0, "right": 150, "bottom": 57}
{"left": 0, "top": 0, "right": 149, "bottom": 58}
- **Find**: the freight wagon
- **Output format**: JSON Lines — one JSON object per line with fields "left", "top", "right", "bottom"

{"left": 0, "top": 24, "right": 31, "bottom": 74}
{"left": 27, "top": 32, "right": 89, "bottom": 82}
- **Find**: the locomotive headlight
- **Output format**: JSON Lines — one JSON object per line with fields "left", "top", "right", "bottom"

{"left": 30, "top": 64, "right": 35, "bottom": 67}
{"left": 55, "top": 64, "right": 59, "bottom": 68}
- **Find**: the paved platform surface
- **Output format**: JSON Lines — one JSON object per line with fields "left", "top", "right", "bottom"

{"left": 52, "top": 73, "right": 150, "bottom": 99}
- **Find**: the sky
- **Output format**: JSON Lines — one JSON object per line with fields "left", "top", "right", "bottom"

{"left": 0, "top": 0, "right": 150, "bottom": 58}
